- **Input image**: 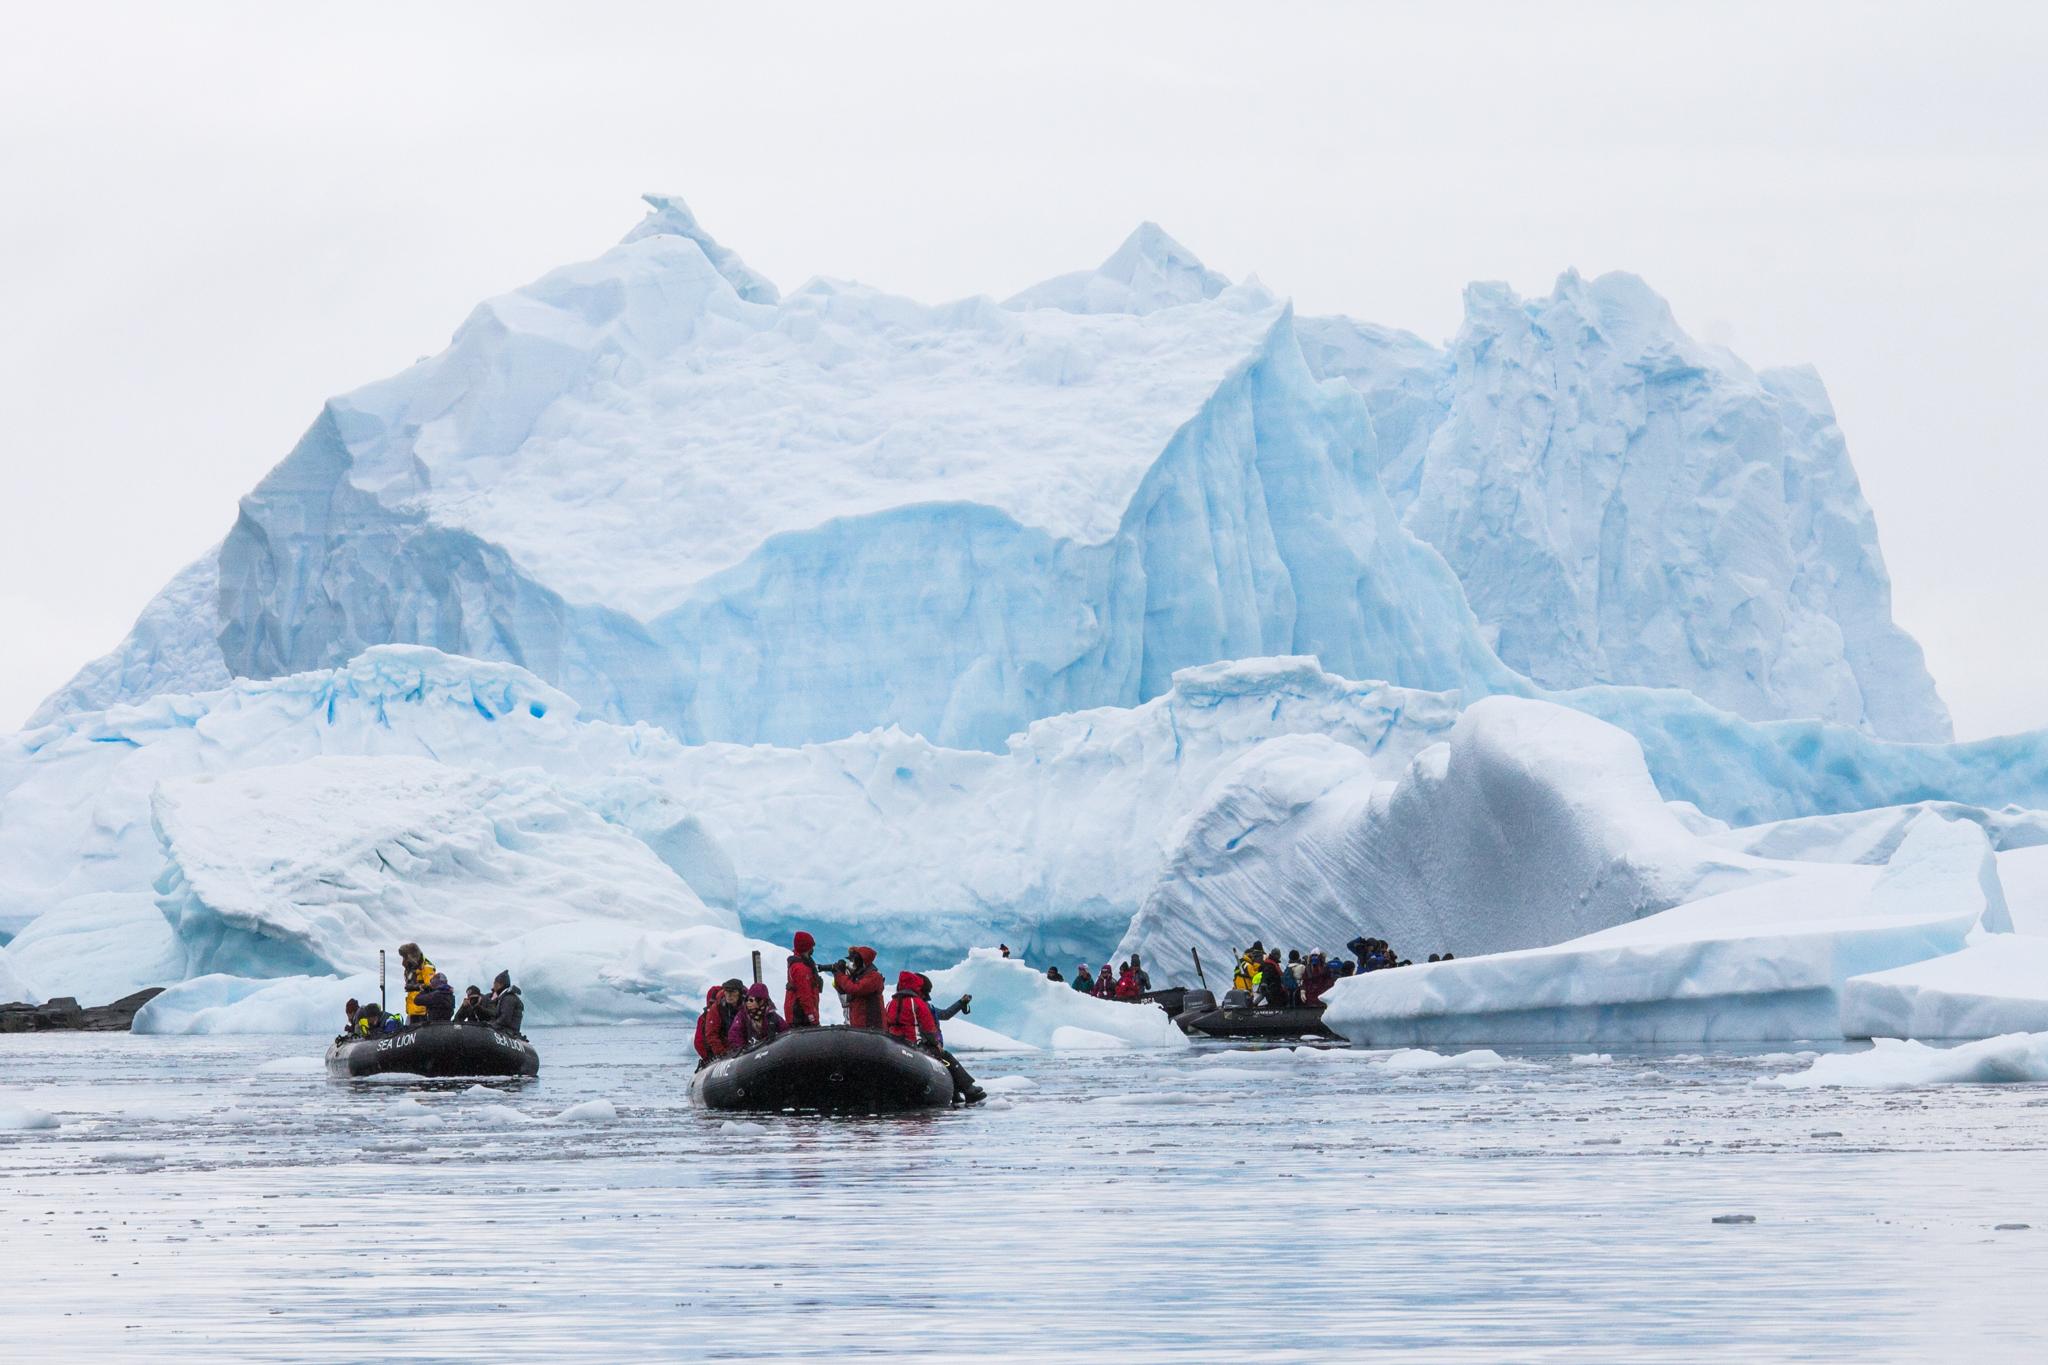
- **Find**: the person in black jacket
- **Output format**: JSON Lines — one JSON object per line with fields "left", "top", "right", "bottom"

{"left": 453, "top": 985, "right": 487, "bottom": 1024}
{"left": 415, "top": 972, "right": 456, "bottom": 1023}
{"left": 483, "top": 970, "right": 525, "bottom": 1035}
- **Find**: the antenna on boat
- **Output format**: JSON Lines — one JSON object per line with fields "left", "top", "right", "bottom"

{"left": 750, "top": 950, "right": 763, "bottom": 988}
{"left": 1190, "top": 947, "right": 1209, "bottom": 991}
{"left": 379, "top": 949, "right": 388, "bottom": 1015}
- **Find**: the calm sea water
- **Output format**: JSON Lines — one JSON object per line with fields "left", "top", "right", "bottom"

{"left": 5, "top": 1027, "right": 2046, "bottom": 1361}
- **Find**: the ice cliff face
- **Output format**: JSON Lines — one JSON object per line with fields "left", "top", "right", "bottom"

{"left": 34, "top": 196, "right": 1944, "bottom": 751}
{"left": 166, "top": 204, "right": 1508, "bottom": 750}
{"left": 1307, "top": 272, "right": 1948, "bottom": 741}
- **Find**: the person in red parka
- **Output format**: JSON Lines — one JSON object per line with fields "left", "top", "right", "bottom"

{"left": 829, "top": 946, "right": 886, "bottom": 1029}
{"left": 884, "top": 971, "right": 942, "bottom": 1049}
{"left": 694, "top": 979, "right": 745, "bottom": 1069}
{"left": 1300, "top": 951, "right": 1337, "bottom": 1006}
{"left": 785, "top": 931, "right": 823, "bottom": 1028}
{"left": 1114, "top": 964, "right": 1141, "bottom": 1000}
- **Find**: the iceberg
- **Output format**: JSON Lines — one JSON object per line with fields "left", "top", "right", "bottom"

{"left": 1840, "top": 938, "right": 2048, "bottom": 1040}
{"left": 1, "top": 893, "right": 182, "bottom": 1008}
{"left": 2000, "top": 845, "right": 2048, "bottom": 935}
{"left": 132, "top": 972, "right": 376, "bottom": 1036}
{"left": 38, "top": 196, "right": 1944, "bottom": 763}
{"left": 0, "top": 947, "right": 36, "bottom": 1005}
{"left": 150, "top": 754, "right": 737, "bottom": 980}
{"left": 4, "top": 646, "right": 2046, "bottom": 998}
{"left": 1118, "top": 696, "right": 1767, "bottom": 977}
{"left": 65, "top": 201, "right": 1513, "bottom": 755}
{"left": 1323, "top": 813, "right": 2007, "bottom": 1045}
{"left": 1395, "top": 272, "right": 1949, "bottom": 742}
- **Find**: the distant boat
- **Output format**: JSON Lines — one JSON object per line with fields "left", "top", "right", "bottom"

{"left": 1173, "top": 989, "right": 1344, "bottom": 1041}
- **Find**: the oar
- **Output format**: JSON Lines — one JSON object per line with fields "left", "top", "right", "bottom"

{"left": 1190, "top": 947, "right": 1209, "bottom": 992}
{"left": 379, "top": 949, "right": 388, "bottom": 1015}
{"left": 750, "top": 950, "right": 763, "bottom": 988}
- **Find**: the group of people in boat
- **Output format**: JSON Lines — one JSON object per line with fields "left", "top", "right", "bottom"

{"left": 691, "top": 932, "right": 987, "bottom": 1104}
{"left": 338, "top": 942, "right": 525, "bottom": 1040}
{"left": 1042, "top": 954, "right": 1152, "bottom": 999}
{"left": 1217, "top": 936, "right": 1457, "bottom": 1010}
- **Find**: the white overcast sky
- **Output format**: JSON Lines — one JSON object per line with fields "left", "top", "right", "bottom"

{"left": 2, "top": 2, "right": 2044, "bottom": 737}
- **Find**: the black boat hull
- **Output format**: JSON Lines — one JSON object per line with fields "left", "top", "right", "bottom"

{"left": 325, "top": 1023, "right": 540, "bottom": 1078}
{"left": 690, "top": 1026, "right": 954, "bottom": 1114}
{"left": 1176, "top": 1004, "right": 1343, "bottom": 1041}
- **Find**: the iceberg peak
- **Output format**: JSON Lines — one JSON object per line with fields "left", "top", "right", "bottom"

{"left": 620, "top": 192, "right": 780, "bottom": 305}
{"left": 1006, "top": 221, "right": 1232, "bottom": 316}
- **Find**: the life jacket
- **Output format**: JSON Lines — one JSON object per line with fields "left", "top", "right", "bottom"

{"left": 884, "top": 973, "right": 939, "bottom": 1048}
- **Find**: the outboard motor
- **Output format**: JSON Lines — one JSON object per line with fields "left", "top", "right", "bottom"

{"left": 1169, "top": 989, "right": 1217, "bottom": 1032}
{"left": 1219, "top": 988, "right": 1254, "bottom": 1010}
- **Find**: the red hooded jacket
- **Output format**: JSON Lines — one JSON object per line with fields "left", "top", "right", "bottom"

{"left": 694, "top": 987, "right": 736, "bottom": 1063}
{"left": 785, "top": 931, "right": 823, "bottom": 1027}
{"left": 885, "top": 972, "right": 941, "bottom": 1049}
{"left": 1114, "top": 967, "right": 1141, "bottom": 1000}
{"left": 833, "top": 946, "right": 885, "bottom": 1029}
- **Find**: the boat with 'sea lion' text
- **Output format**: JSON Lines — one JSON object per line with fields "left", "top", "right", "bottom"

{"left": 325, "top": 1022, "right": 540, "bottom": 1079}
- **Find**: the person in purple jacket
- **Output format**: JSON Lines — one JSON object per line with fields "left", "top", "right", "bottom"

{"left": 725, "top": 983, "right": 786, "bottom": 1052}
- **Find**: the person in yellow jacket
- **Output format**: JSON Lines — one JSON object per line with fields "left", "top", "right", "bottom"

{"left": 398, "top": 942, "right": 438, "bottom": 1023}
{"left": 1232, "top": 950, "right": 1261, "bottom": 994}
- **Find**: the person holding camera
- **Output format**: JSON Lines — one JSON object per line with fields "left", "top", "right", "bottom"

{"left": 826, "top": 946, "right": 886, "bottom": 1029}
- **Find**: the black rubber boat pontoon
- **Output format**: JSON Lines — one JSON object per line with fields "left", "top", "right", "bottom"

{"left": 325, "top": 1022, "right": 540, "bottom": 1079}
{"left": 1173, "top": 989, "right": 1344, "bottom": 1041}
{"left": 690, "top": 1025, "right": 954, "bottom": 1114}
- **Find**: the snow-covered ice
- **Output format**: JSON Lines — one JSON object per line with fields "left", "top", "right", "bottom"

{"left": 926, "top": 950, "right": 1185, "bottom": 1050}
{"left": 1767, "top": 1034, "right": 2048, "bottom": 1088}
{"left": 1841, "top": 938, "right": 2048, "bottom": 1039}
{"left": 1325, "top": 813, "right": 2006, "bottom": 1045}
{"left": 1396, "top": 272, "right": 1948, "bottom": 741}
{"left": 1119, "top": 694, "right": 1766, "bottom": 974}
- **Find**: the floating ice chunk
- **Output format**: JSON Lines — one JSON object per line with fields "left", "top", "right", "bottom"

{"left": 719, "top": 1119, "right": 770, "bottom": 1135}
{"left": 1570, "top": 1053, "right": 1614, "bottom": 1067}
{"left": 1051, "top": 1026, "right": 1130, "bottom": 1051}
{"left": 940, "top": 1018, "right": 1037, "bottom": 1053}
{"left": 548, "top": 1099, "right": 619, "bottom": 1124}
{"left": 927, "top": 951, "right": 1185, "bottom": 1051}
{"left": 1087, "top": 1091, "right": 1207, "bottom": 1106}
{"left": 0, "top": 1099, "right": 61, "bottom": 1131}
{"left": 1767, "top": 1035, "right": 2048, "bottom": 1089}
{"left": 978, "top": 1075, "right": 1036, "bottom": 1094}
